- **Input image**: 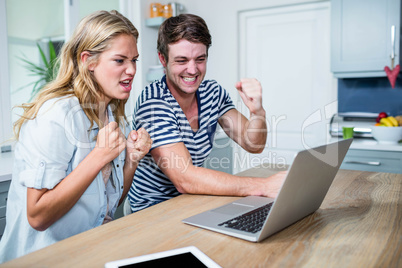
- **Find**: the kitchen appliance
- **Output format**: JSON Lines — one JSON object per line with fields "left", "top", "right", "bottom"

{"left": 329, "top": 112, "right": 378, "bottom": 138}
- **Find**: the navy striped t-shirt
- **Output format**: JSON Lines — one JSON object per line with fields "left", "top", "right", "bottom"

{"left": 128, "top": 75, "right": 235, "bottom": 212}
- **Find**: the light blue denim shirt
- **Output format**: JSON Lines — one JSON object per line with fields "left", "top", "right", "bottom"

{"left": 0, "top": 96, "right": 129, "bottom": 263}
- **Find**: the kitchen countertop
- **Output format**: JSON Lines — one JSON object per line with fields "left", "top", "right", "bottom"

{"left": 330, "top": 137, "right": 402, "bottom": 152}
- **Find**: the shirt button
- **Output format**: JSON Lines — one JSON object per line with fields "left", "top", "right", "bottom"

{"left": 121, "top": 186, "right": 124, "bottom": 189}
{"left": 104, "top": 191, "right": 107, "bottom": 195}
{"left": 101, "top": 214, "right": 105, "bottom": 218}
{"left": 39, "top": 162, "right": 44, "bottom": 167}
{"left": 117, "top": 164, "right": 119, "bottom": 167}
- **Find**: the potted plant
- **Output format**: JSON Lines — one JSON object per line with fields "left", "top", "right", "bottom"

{"left": 18, "top": 41, "right": 59, "bottom": 100}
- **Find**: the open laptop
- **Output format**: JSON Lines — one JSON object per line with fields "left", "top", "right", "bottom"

{"left": 182, "top": 139, "right": 353, "bottom": 242}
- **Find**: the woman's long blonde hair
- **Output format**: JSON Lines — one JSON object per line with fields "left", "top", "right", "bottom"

{"left": 13, "top": 10, "right": 139, "bottom": 139}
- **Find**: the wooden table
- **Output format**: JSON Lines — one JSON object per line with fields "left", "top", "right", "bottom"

{"left": 2, "top": 167, "right": 401, "bottom": 267}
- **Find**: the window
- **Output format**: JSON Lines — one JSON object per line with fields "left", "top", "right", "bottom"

{"left": 0, "top": 0, "right": 119, "bottom": 148}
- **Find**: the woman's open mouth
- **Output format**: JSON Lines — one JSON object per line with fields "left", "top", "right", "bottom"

{"left": 120, "top": 79, "right": 132, "bottom": 91}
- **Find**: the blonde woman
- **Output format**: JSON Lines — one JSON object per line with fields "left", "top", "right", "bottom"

{"left": 0, "top": 10, "right": 151, "bottom": 263}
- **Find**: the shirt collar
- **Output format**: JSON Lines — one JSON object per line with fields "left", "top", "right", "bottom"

{"left": 88, "top": 104, "right": 116, "bottom": 131}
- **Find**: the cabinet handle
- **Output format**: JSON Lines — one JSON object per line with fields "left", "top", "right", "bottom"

{"left": 391, "top": 25, "right": 396, "bottom": 68}
{"left": 345, "top": 161, "right": 381, "bottom": 166}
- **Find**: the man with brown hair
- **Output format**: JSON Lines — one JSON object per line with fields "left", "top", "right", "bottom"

{"left": 128, "top": 14, "right": 286, "bottom": 213}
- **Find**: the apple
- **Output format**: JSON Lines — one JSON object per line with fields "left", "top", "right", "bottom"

{"left": 376, "top": 112, "right": 388, "bottom": 123}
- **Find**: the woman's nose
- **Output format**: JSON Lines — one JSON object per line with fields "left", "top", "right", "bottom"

{"left": 126, "top": 62, "right": 136, "bottom": 75}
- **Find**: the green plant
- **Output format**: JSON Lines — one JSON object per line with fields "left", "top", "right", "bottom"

{"left": 17, "top": 41, "right": 59, "bottom": 100}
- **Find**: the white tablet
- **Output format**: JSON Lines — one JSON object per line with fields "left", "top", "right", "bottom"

{"left": 104, "top": 246, "right": 221, "bottom": 268}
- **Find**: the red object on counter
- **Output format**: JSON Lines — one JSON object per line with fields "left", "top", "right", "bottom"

{"left": 376, "top": 112, "right": 388, "bottom": 123}
{"left": 384, "top": 64, "right": 400, "bottom": 89}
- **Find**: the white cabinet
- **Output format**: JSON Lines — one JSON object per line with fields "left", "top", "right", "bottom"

{"left": 0, "top": 151, "right": 12, "bottom": 237}
{"left": 238, "top": 2, "right": 334, "bottom": 172}
{"left": 0, "top": 180, "right": 10, "bottom": 238}
{"left": 331, "top": 0, "right": 401, "bottom": 78}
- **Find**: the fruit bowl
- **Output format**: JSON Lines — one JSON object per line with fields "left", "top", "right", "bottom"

{"left": 371, "top": 126, "right": 402, "bottom": 144}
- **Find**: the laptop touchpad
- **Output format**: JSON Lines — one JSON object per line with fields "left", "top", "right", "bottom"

{"left": 212, "top": 203, "right": 253, "bottom": 215}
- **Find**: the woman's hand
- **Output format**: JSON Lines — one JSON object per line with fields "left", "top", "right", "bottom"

{"left": 120, "top": 128, "right": 152, "bottom": 202}
{"left": 95, "top": 122, "right": 127, "bottom": 165}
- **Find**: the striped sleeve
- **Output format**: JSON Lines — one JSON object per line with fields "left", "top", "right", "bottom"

{"left": 217, "top": 84, "right": 236, "bottom": 117}
{"left": 134, "top": 98, "right": 182, "bottom": 150}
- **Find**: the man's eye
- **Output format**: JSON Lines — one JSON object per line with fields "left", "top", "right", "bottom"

{"left": 132, "top": 59, "right": 138, "bottom": 63}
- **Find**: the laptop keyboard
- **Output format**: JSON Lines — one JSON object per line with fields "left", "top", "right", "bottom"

{"left": 218, "top": 202, "right": 273, "bottom": 233}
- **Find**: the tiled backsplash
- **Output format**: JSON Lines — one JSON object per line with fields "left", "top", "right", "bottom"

{"left": 338, "top": 76, "right": 402, "bottom": 116}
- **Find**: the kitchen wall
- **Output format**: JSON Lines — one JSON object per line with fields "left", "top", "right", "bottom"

{"left": 171, "top": 0, "right": 329, "bottom": 104}
{"left": 338, "top": 76, "right": 402, "bottom": 116}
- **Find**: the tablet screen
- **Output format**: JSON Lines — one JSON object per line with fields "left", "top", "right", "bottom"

{"left": 105, "top": 246, "right": 221, "bottom": 268}
{"left": 117, "top": 252, "right": 207, "bottom": 268}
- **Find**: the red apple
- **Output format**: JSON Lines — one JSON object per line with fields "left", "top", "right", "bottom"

{"left": 376, "top": 112, "right": 388, "bottom": 123}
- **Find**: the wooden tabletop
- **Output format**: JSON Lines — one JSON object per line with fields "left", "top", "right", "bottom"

{"left": 2, "top": 167, "right": 401, "bottom": 267}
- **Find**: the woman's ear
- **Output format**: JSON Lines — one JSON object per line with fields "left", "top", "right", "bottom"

{"left": 80, "top": 51, "right": 94, "bottom": 71}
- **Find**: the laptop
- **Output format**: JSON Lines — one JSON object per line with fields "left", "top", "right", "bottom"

{"left": 182, "top": 139, "right": 353, "bottom": 242}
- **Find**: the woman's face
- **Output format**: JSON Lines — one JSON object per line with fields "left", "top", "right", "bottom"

{"left": 90, "top": 34, "right": 139, "bottom": 105}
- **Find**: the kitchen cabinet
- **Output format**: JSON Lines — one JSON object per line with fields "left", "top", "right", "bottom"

{"left": 0, "top": 180, "right": 10, "bottom": 238}
{"left": 341, "top": 149, "right": 402, "bottom": 173}
{"left": 331, "top": 0, "right": 401, "bottom": 78}
{"left": 0, "top": 151, "right": 12, "bottom": 238}
{"left": 204, "top": 135, "right": 233, "bottom": 174}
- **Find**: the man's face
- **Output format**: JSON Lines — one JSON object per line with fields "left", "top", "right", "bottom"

{"left": 159, "top": 39, "right": 207, "bottom": 97}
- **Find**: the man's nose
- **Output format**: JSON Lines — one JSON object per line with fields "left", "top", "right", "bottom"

{"left": 187, "top": 60, "right": 198, "bottom": 74}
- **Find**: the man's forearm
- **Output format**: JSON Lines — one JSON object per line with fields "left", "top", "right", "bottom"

{"left": 243, "top": 109, "right": 267, "bottom": 153}
{"left": 174, "top": 165, "right": 266, "bottom": 196}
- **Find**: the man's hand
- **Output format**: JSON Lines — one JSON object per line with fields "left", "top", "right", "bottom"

{"left": 126, "top": 127, "right": 152, "bottom": 164}
{"left": 235, "top": 78, "right": 265, "bottom": 116}
{"left": 263, "top": 171, "right": 287, "bottom": 198}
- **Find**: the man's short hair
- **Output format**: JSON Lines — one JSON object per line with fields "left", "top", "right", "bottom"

{"left": 157, "top": 13, "right": 212, "bottom": 61}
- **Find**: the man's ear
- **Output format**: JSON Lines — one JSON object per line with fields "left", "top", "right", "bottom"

{"left": 158, "top": 52, "right": 167, "bottom": 67}
{"left": 80, "top": 51, "right": 94, "bottom": 71}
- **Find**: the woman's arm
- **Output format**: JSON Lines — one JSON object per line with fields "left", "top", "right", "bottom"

{"left": 27, "top": 122, "right": 126, "bottom": 231}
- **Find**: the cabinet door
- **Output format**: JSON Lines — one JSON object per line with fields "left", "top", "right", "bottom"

{"left": 331, "top": 0, "right": 401, "bottom": 78}
{"left": 0, "top": 180, "right": 11, "bottom": 237}
{"left": 238, "top": 2, "right": 333, "bottom": 172}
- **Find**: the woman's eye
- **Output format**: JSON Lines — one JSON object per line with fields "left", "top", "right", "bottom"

{"left": 115, "top": 59, "right": 124, "bottom": 64}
